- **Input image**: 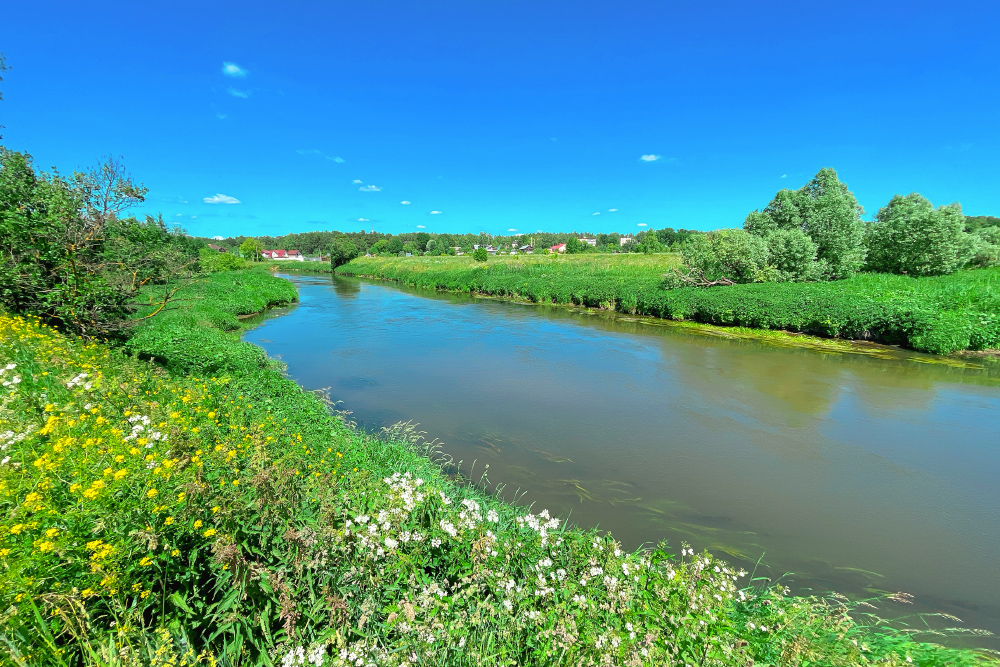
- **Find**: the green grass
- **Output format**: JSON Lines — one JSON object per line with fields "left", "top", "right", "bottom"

{"left": 2, "top": 269, "right": 997, "bottom": 666}
{"left": 337, "top": 255, "right": 1000, "bottom": 354}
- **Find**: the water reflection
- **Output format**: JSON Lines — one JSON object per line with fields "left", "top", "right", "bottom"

{"left": 245, "top": 274, "right": 1000, "bottom": 638}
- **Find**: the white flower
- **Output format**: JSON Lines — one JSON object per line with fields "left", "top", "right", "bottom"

{"left": 384, "top": 537, "right": 398, "bottom": 549}
{"left": 486, "top": 509, "right": 499, "bottom": 522}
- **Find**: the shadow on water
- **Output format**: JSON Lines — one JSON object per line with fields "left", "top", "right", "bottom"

{"left": 249, "top": 273, "right": 1000, "bottom": 642}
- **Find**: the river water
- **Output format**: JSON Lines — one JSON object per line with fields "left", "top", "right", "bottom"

{"left": 246, "top": 273, "right": 1000, "bottom": 637}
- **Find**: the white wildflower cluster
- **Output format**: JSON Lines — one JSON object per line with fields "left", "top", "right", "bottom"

{"left": 65, "top": 372, "right": 92, "bottom": 390}
{"left": 280, "top": 644, "right": 326, "bottom": 667}
{"left": 514, "top": 508, "right": 561, "bottom": 545}
{"left": 1, "top": 427, "right": 30, "bottom": 467}
{"left": 331, "top": 640, "right": 405, "bottom": 667}
{"left": 1, "top": 363, "right": 21, "bottom": 389}
{"left": 123, "top": 413, "right": 165, "bottom": 446}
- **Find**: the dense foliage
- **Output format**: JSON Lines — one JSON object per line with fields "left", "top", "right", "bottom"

{"left": 339, "top": 255, "right": 1000, "bottom": 354}
{"left": 2, "top": 273, "right": 995, "bottom": 666}
{"left": 0, "top": 149, "right": 203, "bottom": 337}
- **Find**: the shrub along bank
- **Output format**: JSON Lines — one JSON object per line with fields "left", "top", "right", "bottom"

{"left": 1, "top": 269, "right": 996, "bottom": 666}
{"left": 337, "top": 256, "right": 1000, "bottom": 355}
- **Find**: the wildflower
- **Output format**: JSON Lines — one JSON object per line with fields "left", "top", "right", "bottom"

{"left": 203, "top": 528, "right": 217, "bottom": 538}
{"left": 139, "top": 557, "right": 153, "bottom": 567}
{"left": 193, "top": 520, "right": 203, "bottom": 529}
{"left": 146, "top": 489, "right": 158, "bottom": 498}
{"left": 164, "top": 517, "right": 174, "bottom": 525}
{"left": 45, "top": 528, "right": 58, "bottom": 538}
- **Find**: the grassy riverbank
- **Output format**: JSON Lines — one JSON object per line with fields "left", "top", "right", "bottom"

{"left": 337, "top": 255, "right": 1000, "bottom": 355}
{"left": 2, "top": 269, "right": 996, "bottom": 666}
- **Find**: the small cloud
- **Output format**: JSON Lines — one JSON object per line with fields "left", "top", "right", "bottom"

{"left": 608, "top": 208, "right": 618, "bottom": 212}
{"left": 416, "top": 225, "right": 426, "bottom": 229}
{"left": 592, "top": 212, "right": 601, "bottom": 216}
{"left": 429, "top": 210, "right": 442, "bottom": 215}
{"left": 357, "top": 218, "right": 370, "bottom": 222}
{"left": 400, "top": 200, "right": 411, "bottom": 205}
{"left": 640, "top": 154, "right": 661, "bottom": 162}
{"left": 352, "top": 179, "right": 363, "bottom": 184}
{"left": 781, "top": 174, "right": 787, "bottom": 178}
{"left": 222, "top": 62, "right": 247, "bottom": 78}
{"left": 329, "top": 156, "right": 345, "bottom": 163}
{"left": 359, "top": 185, "right": 381, "bottom": 192}
{"left": 227, "top": 87, "right": 249, "bottom": 99}
{"left": 203, "top": 194, "right": 241, "bottom": 205}
{"left": 507, "top": 228, "right": 519, "bottom": 232}
{"left": 190, "top": 215, "right": 198, "bottom": 219}
{"left": 637, "top": 223, "right": 648, "bottom": 227}
{"left": 216, "top": 113, "right": 227, "bottom": 120}
{"left": 212, "top": 235, "right": 224, "bottom": 240}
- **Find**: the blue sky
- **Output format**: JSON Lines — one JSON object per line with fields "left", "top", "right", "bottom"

{"left": 1, "top": 1, "right": 997, "bottom": 238}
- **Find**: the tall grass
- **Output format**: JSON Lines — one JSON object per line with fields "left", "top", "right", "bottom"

{"left": 2, "top": 269, "right": 996, "bottom": 666}
{"left": 337, "top": 256, "right": 1000, "bottom": 354}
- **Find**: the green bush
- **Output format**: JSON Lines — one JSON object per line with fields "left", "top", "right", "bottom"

{"left": 473, "top": 247, "right": 488, "bottom": 262}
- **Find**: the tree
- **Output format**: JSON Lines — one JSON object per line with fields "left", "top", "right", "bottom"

{"left": 370, "top": 239, "right": 389, "bottom": 255}
{"left": 564, "top": 237, "right": 583, "bottom": 254}
{"left": 681, "top": 229, "right": 769, "bottom": 284}
{"left": 747, "top": 168, "right": 865, "bottom": 279}
{"left": 638, "top": 232, "right": 664, "bottom": 254}
{"left": 765, "top": 228, "right": 822, "bottom": 281}
{"left": 387, "top": 237, "right": 404, "bottom": 255}
{"left": 865, "top": 194, "right": 970, "bottom": 276}
{"left": 71, "top": 156, "right": 149, "bottom": 223}
{"left": 239, "top": 238, "right": 264, "bottom": 261}
{"left": 329, "top": 236, "right": 359, "bottom": 268}
{"left": 473, "top": 247, "right": 488, "bottom": 262}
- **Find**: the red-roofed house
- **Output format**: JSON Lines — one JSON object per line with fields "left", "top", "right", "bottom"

{"left": 262, "top": 249, "right": 304, "bottom": 261}
{"left": 550, "top": 243, "right": 566, "bottom": 253}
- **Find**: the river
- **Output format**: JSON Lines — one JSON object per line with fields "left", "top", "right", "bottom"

{"left": 245, "top": 273, "right": 1000, "bottom": 638}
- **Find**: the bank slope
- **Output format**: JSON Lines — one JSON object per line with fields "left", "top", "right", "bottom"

{"left": 336, "top": 256, "right": 1000, "bottom": 354}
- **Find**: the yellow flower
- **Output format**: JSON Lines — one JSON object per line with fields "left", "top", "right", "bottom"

{"left": 24, "top": 492, "right": 41, "bottom": 504}
{"left": 146, "top": 489, "right": 158, "bottom": 498}
{"left": 231, "top": 479, "right": 239, "bottom": 487}
{"left": 193, "top": 520, "right": 203, "bottom": 529}
{"left": 177, "top": 492, "right": 186, "bottom": 501}
{"left": 10, "top": 524, "right": 25, "bottom": 535}
{"left": 139, "top": 556, "right": 153, "bottom": 567}
{"left": 203, "top": 528, "right": 217, "bottom": 538}
{"left": 171, "top": 549, "right": 179, "bottom": 557}
{"left": 211, "top": 506, "right": 220, "bottom": 513}
{"left": 0, "top": 548, "right": 11, "bottom": 557}
{"left": 81, "top": 588, "right": 95, "bottom": 598}
{"left": 37, "top": 540, "right": 55, "bottom": 552}
{"left": 70, "top": 483, "right": 82, "bottom": 493}
{"left": 45, "top": 528, "right": 59, "bottom": 538}
{"left": 114, "top": 469, "right": 128, "bottom": 480}
{"left": 164, "top": 517, "right": 174, "bottom": 526}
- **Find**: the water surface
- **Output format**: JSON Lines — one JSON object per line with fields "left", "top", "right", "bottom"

{"left": 246, "top": 274, "right": 1000, "bottom": 637}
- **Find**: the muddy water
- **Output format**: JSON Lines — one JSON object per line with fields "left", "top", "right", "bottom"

{"left": 245, "top": 274, "right": 1000, "bottom": 637}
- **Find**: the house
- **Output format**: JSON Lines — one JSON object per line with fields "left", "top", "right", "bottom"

{"left": 619, "top": 236, "right": 634, "bottom": 246}
{"left": 550, "top": 243, "right": 567, "bottom": 253}
{"left": 262, "top": 249, "right": 305, "bottom": 261}
{"left": 473, "top": 244, "right": 499, "bottom": 255}
{"left": 518, "top": 244, "right": 534, "bottom": 253}
{"left": 206, "top": 243, "right": 227, "bottom": 253}
{"left": 579, "top": 238, "right": 597, "bottom": 247}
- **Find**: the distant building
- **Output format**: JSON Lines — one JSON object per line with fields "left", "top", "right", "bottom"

{"left": 262, "top": 249, "right": 304, "bottom": 261}
{"left": 619, "top": 236, "right": 634, "bottom": 246}
{"left": 550, "top": 243, "right": 567, "bottom": 253}
{"left": 518, "top": 244, "right": 534, "bottom": 253}
{"left": 579, "top": 238, "right": 597, "bottom": 246}
{"left": 206, "top": 243, "right": 227, "bottom": 253}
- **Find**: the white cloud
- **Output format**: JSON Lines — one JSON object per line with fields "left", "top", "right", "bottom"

{"left": 359, "top": 185, "right": 381, "bottom": 192}
{"left": 592, "top": 212, "right": 601, "bottom": 216}
{"left": 222, "top": 62, "right": 247, "bottom": 78}
{"left": 416, "top": 225, "right": 426, "bottom": 229}
{"left": 357, "top": 218, "right": 370, "bottom": 222}
{"left": 227, "top": 87, "right": 249, "bottom": 99}
{"left": 637, "top": 223, "right": 648, "bottom": 226}
{"left": 212, "top": 235, "right": 224, "bottom": 240}
{"left": 781, "top": 174, "right": 787, "bottom": 178}
{"left": 352, "top": 179, "right": 363, "bottom": 184}
{"left": 507, "top": 228, "right": 518, "bottom": 232}
{"left": 640, "top": 154, "right": 661, "bottom": 162}
{"left": 330, "top": 157, "right": 345, "bottom": 163}
{"left": 608, "top": 208, "right": 618, "bottom": 212}
{"left": 400, "top": 200, "right": 411, "bottom": 205}
{"left": 203, "top": 194, "right": 241, "bottom": 205}
{"left": 429, "top": 210, "right": 442, "bottom": 214}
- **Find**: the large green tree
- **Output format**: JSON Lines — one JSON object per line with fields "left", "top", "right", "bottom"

{"left": 865, "top": 194, "right": 970, "bottom": 276}
{"left": 329, "top": 236, "right": 359, "bottom": 268}
{"left": 747, "top": 168, "right": 866, "bottom": 279}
